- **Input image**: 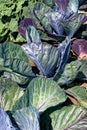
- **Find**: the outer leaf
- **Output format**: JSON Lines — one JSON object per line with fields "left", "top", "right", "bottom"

{"left": 3, "top": 71, "right": 29, "bottom": 85}
{"left": 0, "top": 78, "right": 24, "bottom": 111}
{"left": 34, "top": 2, "right": 53, "bottom": 34}
{"left": 54, "top": 37, "right": 71, "bottom": 80}
{"left": 67, "top": 85, "right": 87, "bottom": 108}
{"left": 76, "top": 60, "right": 87, "bottom": 81}
{"left": 62, "top": 14, "right": 85, "bottom": 37}
{"left": 54, "top": 60, "right": 81, "bottom": 85}
{"left": 22, "top": 26, "right": 71, "bottom": 77}
{"left": 22, "top": 26, "right": 61, "bottom": 77}
{"left": 0, "top": 42, "right": 35, "bottom": 78}
{"left": 34, "top": 2, "right": 66, "bottom": 38}
{"left": 0, "top": 42, "right": 28, "bottom": 61}
{"left": 64, "top": 0, "right": 79, "bottom": 18}
{"left": 13, "top": 77, "right": 67, "bottom": 112}
{"left": 0, "top": 108, "right": 15, "bottom": 130}
{"left": 13, "top": 106, "right": 40, "bottom": 130}
{"left": 47, "top": 11, "right": 64, "bottom": 36}
{"left": 18, "top": 17, "right": 57, "bottom": 42}
{"left": 72, "top": 39, "right": 87, "bottom": 58}
{"left": 3, "top": 58, "right": 35, "bottom": 77}
{"left": 50, "top": 105, "right": 87, "bottom": 130}
{"left": 55, "top": 0, "right": 69, "bottom": 13}
{"left": 18, "top": 18, "right": 34, "bottom": 37}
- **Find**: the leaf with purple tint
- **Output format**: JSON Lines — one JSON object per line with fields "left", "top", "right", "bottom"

{"left": 82, "top": 16, "right": 87, "bottom": 24}
{"left": 22, "top": 26, "right": 71, "bottom": 77}
{"left": 47, "top": 11, "right": 64, "bottom": 36}
{"left": 54, "top": 37, "right": 71, "bottom": 80}
{"left": 62, "top": 13, "right": 85, "bottom": 37}
{"left": 64, "top": 0, "right": 79, "bottom": 19}
{"left": 55, "top": 0, "right": 69, "bottom": 13}
{"left": 34, "top": 2, "right": 53, "bottom": 35}
{"left": 22, "top": 26, "right": 61, "bottom": 77}
{"left": 0, "top": 108, "right": 15, "bottom": 130}
{"left": 34, "top": 2, "right": 65, "bottom": 38}
{"left": 18, "top": 18, "right": 34, "bottom": 37}
{"left": 72, "top": 39, "right": 87, "bottom": 58}
{"left": 50, "top": 105, "right": 87, "bottom": 130}
{"left": 13, "top": 106, "right": 40, "bottom": 130}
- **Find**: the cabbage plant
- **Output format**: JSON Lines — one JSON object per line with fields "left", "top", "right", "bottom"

{"left": 0, "top": 0, "right": 87, "bottom": 130}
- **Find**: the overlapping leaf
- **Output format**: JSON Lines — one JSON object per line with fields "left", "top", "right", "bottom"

{"left": 34, "top": 2, "right": 53, "bottom": 35}
{"left": 55, "top": 0, "right": 69, "bottom": 13}
{"left": 0, "top": 42, "right": 28, "bottom": 62}
{"left": 64, "top": 0, "right": 78, "bottom": 18}
{"left": 67, "top": 85, "right": 87, "bottom": 108}
{"left": 13, "top": 106, "right": 40, "bottom": 130}
{"left": 13, "top": 77, "right": 67, "bottom": 112}
{"left": 18, "top": 18, "right": 34, "bottom": 38}
{"left": 33, "top": 0, "right": 85, "bottom": 39}
{"left": 2, "top": 71, "right": 29, "bottom": 85}
{"left": 0, "top": 108, "right": 15, "bottom": 130}
{"left": 54, "top": 60, "right": 81, "bottom": 85}
{"left": 0, "top": 42, "right": 35, "bottom": 81}
{"left": 62, "top": 13, "right": 85, "bottom": 38}
{"left": 0, "top": 78, "right": 24, "bottom": 111}
{"left": 22, "top": 26, "right": 71, "bottom": 77}
{"left": 76, "top": 60, "right": 87, "bottom": 80}
{"left": 50, "top": 105, "right": 87, "bottom": 130}
{"left": 72, "top": 39, "right": 87, "bottom": 58}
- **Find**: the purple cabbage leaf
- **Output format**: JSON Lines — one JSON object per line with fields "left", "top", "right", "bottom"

{"left": 72, "top": 39, "right": 87, "bottom": 58}
{"left": 0, "top": 108, "right": 15, "bottom": 130}
{"left": 33, "top": 0, "right": 85, "bottom": 39}
{"left": 13, "top": 106, "right": 40, "bottom": 130}
{"left": 21, "top": 26, "right": 71, "bottom": 77}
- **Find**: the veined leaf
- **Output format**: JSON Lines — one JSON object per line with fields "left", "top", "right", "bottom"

{"left": 34, "top": 2, "right": 65, "bottom": 38}
{"left": 3, "top": 58, "right": 35, "bottom": 77}
{"left": 13, "top": 77, "right": 66, "bottom": 112}
{"left": 0, "top": 78, "right": 24, "bottom": 111}
{"left": 50, "top": 105, "right": 87, "bottom": 130}
{"left": 22, "top": 26, "right": 61, "bottom": 77}
{"left": 3, "top": 71, "right": 29, "bottom": 85}
{"left": 0, "top": 42, "right": 35, "bottom": 78}
{"left": 34, "top": 2, "right": 53, "bottom": 34}
{"left": 0, "top": 42, "right": 28, "bottom": 62}
{"left": 54, "top": 37, "right": 71, "bottom": 80}
{"left": 22, "top": 26, "right": 71, "bottom": 77}
{"left": 65, "top": 0, "right": 79, "bottom": 18}
{"left": 0, "top": 108, "right": 15, "bottom": 130}
{"left": 13, "top": 106, "right": 40, "bottom": 130}
{"left": 67, "top": 85, "right": 87, "bottom": 108}
{"left": 62, "top": 13, "right": 85, "bottom": 37}
{"left": 54, "top": 60, "right": 81, "bottom": 85}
